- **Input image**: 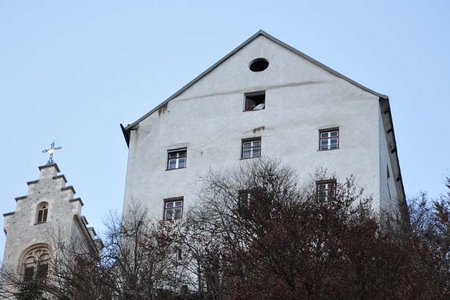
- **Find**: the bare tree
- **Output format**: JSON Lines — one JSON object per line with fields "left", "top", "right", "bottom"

{"left": 101, "top": 203, "right": 190, "bottom": 300}
{"left": 184, "top": 159, "right": 450, "bottom": 299}
{"left": 2, "top": 164, "right": 449, "bottom": 299}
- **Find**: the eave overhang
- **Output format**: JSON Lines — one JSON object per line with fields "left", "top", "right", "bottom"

{"left": 379, "top": 97, "right": 409, "bottom": 227}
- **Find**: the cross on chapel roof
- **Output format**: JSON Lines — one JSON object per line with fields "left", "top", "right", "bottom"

{"left": 42, "top": 141, "right": 62, "bottom": 164}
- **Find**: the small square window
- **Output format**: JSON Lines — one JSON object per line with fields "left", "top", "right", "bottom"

{"left": 167, "top": 148, "right": 187, "bottom": 170}
{"left": 242, "top": 137, "right": 261, "bottom": 159}
{"left": 238, "top": 190, "right": 255, "bottom": 210}
{"left": 244, "top": 91, "right": 265, "bottom": 111}
{"left": 316, "top": 180, "right": 337, "bottom": 201}
{"left": 164, "top": 198, "right": 184, "bottom": 221}
{"left": 319, "top": 128, "right": 339, "bottom": 151}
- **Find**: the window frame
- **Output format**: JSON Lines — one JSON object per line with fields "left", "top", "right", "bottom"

{"left": 238, "top": 189, "right": 255, "bottom": 210}
{"left": 241, "top": 137, "right": 261, "bottom": 159}
{"left": 163, "top": 197, "right": 184, "bottom": 221}
{"left": 21, "top": 246, "right": 50, "bottom": 282}
{"left": 316, "top": 179, "right": 337, "bottom": 202}
{"left": 319, "top": 128, "right": 339, "bottom": 151}
{"left": 36, "top": 202, "right": 49, "bottom": 224}
{"left": 166, "top": 148, "right": 187, "bottom": 170}
{"left": 244, "top": 91, "right": 266, "bottom": 112}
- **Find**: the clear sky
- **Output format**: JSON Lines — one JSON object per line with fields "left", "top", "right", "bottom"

{"left": 1, "top": 1, "right": 449, "bottom": 258}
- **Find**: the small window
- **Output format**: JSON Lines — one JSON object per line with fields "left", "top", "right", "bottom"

{"left": 24, "top": 266, "right": 35, "bottom": 282}
{"left": 238, "top": 190, "right": 255, "bottom": 210}
{"left": 164, "top": 197, "right": 184, "bottom": 221}
{"left": 316, "top": 180, "right": 337, "bottom": 202}
{"left": 36, "top": 263, "right": 49, "bottom": 279}
{"left": 167, "top": 148, "right": 187, "bottom": 170}
{"left": 242, "top": 137, "right": 261, "bottom": 159}
{"left": 244, "top": 91, "right": 265, "bottom": 111}
{"left": 249, "top": 58, "right": 269, "bottom": 72}
{"left": 319, "top": 128, "right": 339, "bottom": 151}
{"left": 36, "top": 202, "right": 48, "bottom": 224}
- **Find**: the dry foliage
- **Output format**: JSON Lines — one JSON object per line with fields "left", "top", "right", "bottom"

{"left": 1, "top": 161, "right": 449, "bottom": 299}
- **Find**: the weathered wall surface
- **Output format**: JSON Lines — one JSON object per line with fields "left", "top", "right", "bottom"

{"left": 3, "top": 165, "right": 87, "bottom": 274}
{"left": 123, "top": 35, "right": 386, "bottom": 219}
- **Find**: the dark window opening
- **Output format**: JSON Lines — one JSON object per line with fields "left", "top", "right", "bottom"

{"left": 36, "top": 203, "right": 48, "bottom": 224}
{"left": 249, "top": 58, "right": 269, "bottom": 72}
{"left": 23, "top": 267, "right": 35, "bottom": 282}
{"left": 36, "top": 264, "right": 48, "bottom": 279}
{"left": 245, "top": 91, "right": 265, "bottom": 111}
{"left": 238, "top": 190, "right": 254, "bottom": 210}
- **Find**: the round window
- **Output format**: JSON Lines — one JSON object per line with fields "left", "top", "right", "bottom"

{"left": 249, "top": 58, "right": 269, "bottom": 72}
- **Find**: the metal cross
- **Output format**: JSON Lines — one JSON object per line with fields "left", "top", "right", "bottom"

{"left": 42, "top": 141, "right": 62, "bottom": 164}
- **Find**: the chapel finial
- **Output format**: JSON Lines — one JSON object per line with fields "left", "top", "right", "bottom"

{"left": 42, "top": 141, "right": 62, "bottom": 164}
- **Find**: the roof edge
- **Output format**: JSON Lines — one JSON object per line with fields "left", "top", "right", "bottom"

{"left": 121, "top": 123, "right": 130, "bottom": 148}
{"left": 122, "top": 30, "right": 388, "bottom": 139}
{"left": 379, "top": 97, "right": 409, "bottom": 227}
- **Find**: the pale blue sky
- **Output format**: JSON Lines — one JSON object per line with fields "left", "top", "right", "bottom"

{"left": 1, "top": 1, "right": 449, "bottom": 257}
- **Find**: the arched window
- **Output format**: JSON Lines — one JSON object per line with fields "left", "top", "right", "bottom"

{"left": 36, "top": 202, "right": 48, "bottom": 224}
{"left": 20, "top": 245, "right": 50, "bottom": 282}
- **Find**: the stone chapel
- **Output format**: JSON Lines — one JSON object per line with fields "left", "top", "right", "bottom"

{"left": 1, "top": 159, "right": 102, "bottom": 285}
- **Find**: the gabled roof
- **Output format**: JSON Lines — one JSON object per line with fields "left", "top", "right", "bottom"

{"left": 121, "top": 30, "right": 388, "bottom": 144}
{"left": 120, "top": 30, "right": 408, "bottom": 226}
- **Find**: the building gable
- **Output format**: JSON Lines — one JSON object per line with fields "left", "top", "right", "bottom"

{"left": 121, "top": 30, "right": 387, "bottom": 145}
{"left": 120, "top": 30, "right": 407, "bottom": 225}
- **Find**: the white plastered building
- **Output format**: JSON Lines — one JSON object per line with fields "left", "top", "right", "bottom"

{"left": 121, "top": 30, "right": 408, "bottom": 224}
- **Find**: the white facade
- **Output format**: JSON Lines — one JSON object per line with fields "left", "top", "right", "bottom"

{"left": 121, "top": 31, "right": 407, "bottom": 223}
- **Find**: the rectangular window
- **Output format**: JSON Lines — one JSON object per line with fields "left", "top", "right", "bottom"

{"left": 316, "top": 180, "right": 337, "bottom": 202}
{"left": 37, "top": 210, "right": 44, "bottom": 223}
{"left": 36, "top": 264, "right": 48, "bottom": 279}
{"left": 176, "top": 248, "right": 182, "bottom": 260}
{"left": 23, "top": 266, "right": 34, "bottom": 282}
{"left": 241, "top": 137, "right": 261, "bottom": 159}
{"left": 244, "top": 91, "right": 265, "bottom": 111}
{"left": 238, "top": 190, "right": 254, "bottom": 210}
{"left": 164, "top": 197, "right": 184, "bottom": 220}
{"left": 167, "top": 148, "right": 187, "bottom": 170}
{"left": 319, "top": 128, "right": 339, "bottom": 151}
{"left": 37, "top": 207, "right": 48, "bottom": 224}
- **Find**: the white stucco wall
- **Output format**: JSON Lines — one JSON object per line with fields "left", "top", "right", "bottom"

{"left": 123, "top": 36, "right": 388, "bottom": 219}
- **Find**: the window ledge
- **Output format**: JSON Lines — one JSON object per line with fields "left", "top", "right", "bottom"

{"left": 318, "top": 148, "right": 339, "bottom": 151}
{"left": 240, "top": 156, "right": 261, "bottom": 160}
{"left": 243, "top": 109, "right": 265, "bottom": 112}
{"left": 165, "top": 167, "right": 186, "bottom": 171}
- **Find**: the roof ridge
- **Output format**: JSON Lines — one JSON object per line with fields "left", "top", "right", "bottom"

{"left": 121, "top": 30, "right": 387, "bottom": 145}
